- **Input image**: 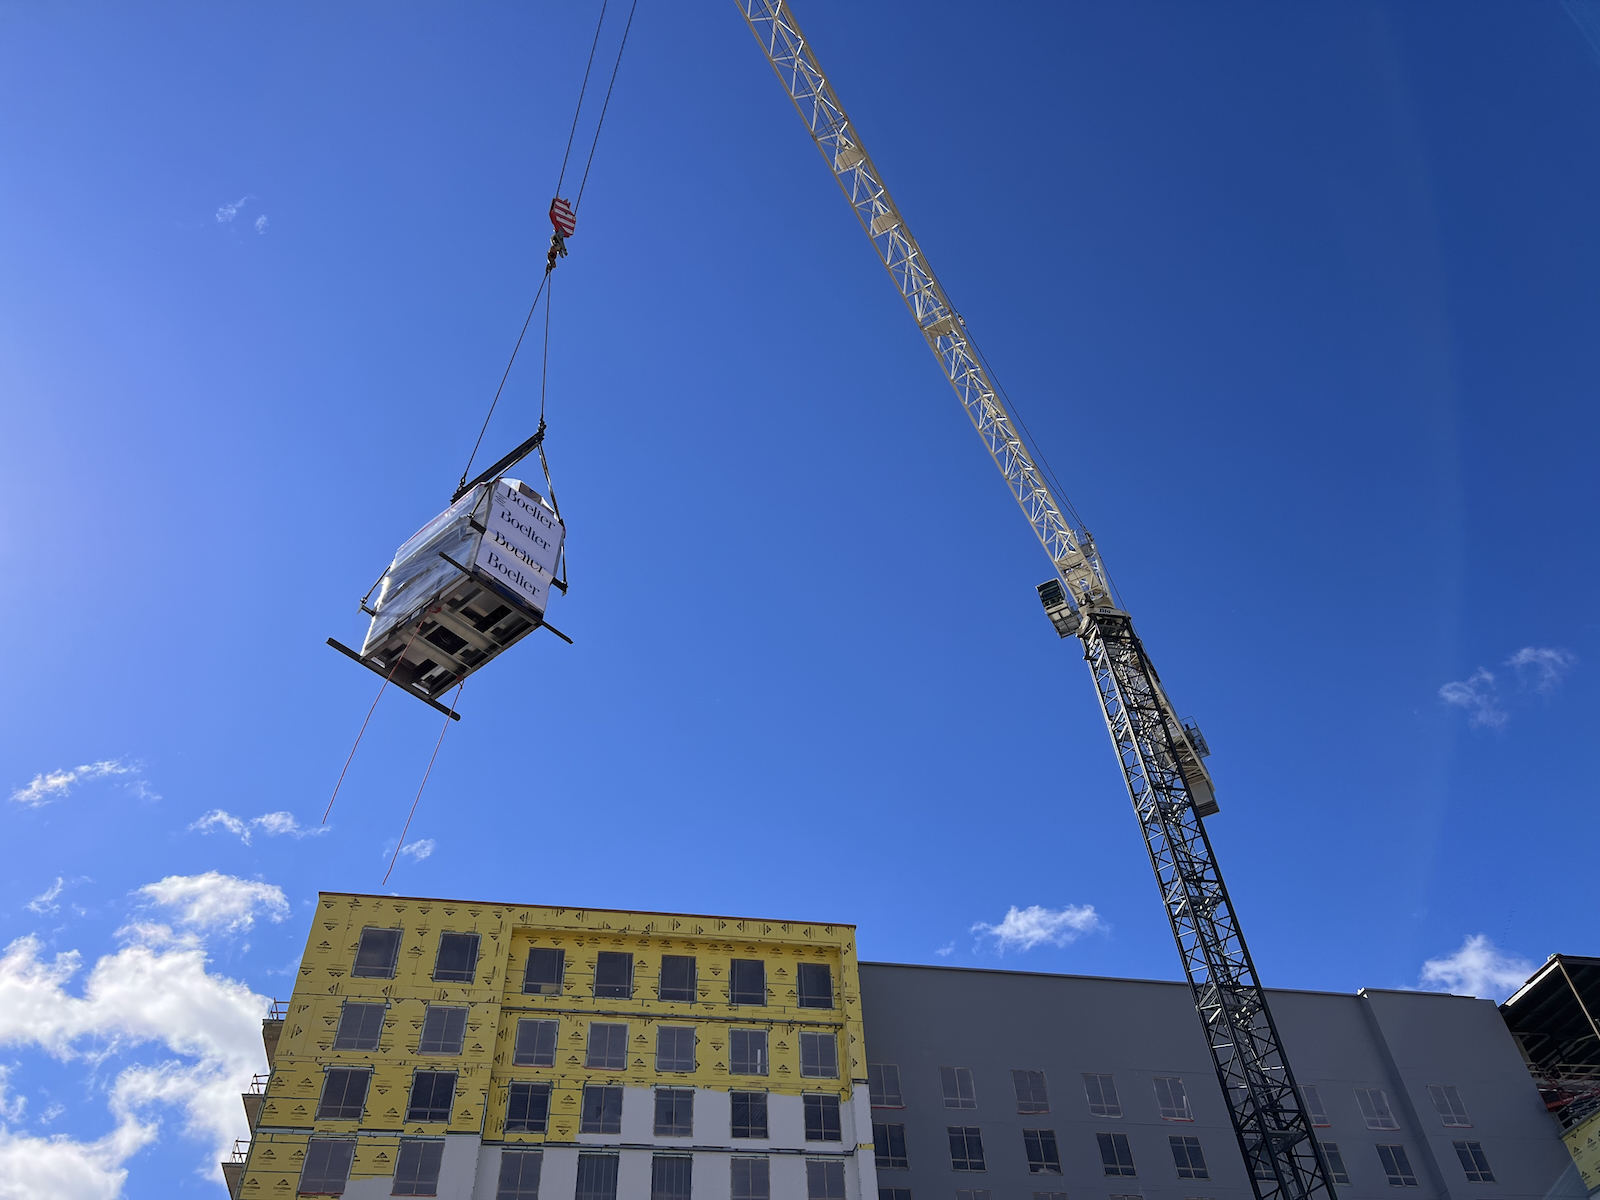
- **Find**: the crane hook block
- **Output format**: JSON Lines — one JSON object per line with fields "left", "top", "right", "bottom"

{"left": 329, "top": 479, "right": 567, "bottom": 713}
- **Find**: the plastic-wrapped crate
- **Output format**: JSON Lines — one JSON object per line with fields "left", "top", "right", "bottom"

{"left": 342, "top": 479, "right": 564, "bottom": 708}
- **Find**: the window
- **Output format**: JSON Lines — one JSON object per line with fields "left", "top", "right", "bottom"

{"left": 1376, "top": 1145, "right": 1419, "bottom": 1187}
{"left": 874, "top": 1121, "right": 909, "bottom": 1170}
{"left": 1357, "top": 1088, "right": 1399, "bottom": 1131}
{"left": 1154, "top": 1077, "right": 1192, "bottom": 1121}
{"left": 585, "top": 1022, "right": 628, "bottom": 1070}
{"left": 513, "top": 1019, "right": 558, "bottom": 1067}
{"left": 955, "top": 1193, "right": 992, "bottom": 1200}
{"left": 495, "top": 1150, "right": 542, "bottom": 1200}
{"left": 332, "top": 1002, "right": 385, "bottom": 1051}
{"left": 798, "top": 962, "right": 833, "bottom": 1008}
{"left": 594, "top": 951, "right": 634, "bottom": 998}
{"left": 880, "top": 1192, "right": 913, "bottom": 1200}
{"left": 948, "top": 1126, "right": 986, "bottom": 1171}
{"left": 732, "top": 1158, "right": 770, "bottom": 1200}
{"left": 730, "top": 959, "right": 767, "bottom": 1005}
{"left": 580, "top": 1084, "right": 623, "bottom": 1134}
{"left": 1431, "top": 1085, "right": 1473, "bottom": 1128}
{"left": 392, "top": 1140, "right": 444, "bottom": 1196}
{"left": 806, "top": 1160, "right": 846, "bottom": 1200}
{"left": 495, "top": 1149, "right": 542, "bottom": 1200}
{"left": 654, "top": 1088, "right": 694, "bottom": 1137}
{"left": 1034, "top": 1194, "right": 1070, "bottom": 1200}
{"left": 316, "top": 1069, "right": 370, "bottom": 1121}
{"left": 1109, "top": 1194, "right": 1144, "bottom": 1200}
{"left": 352, "top": 927, "right": 402, "bottom": 978}
{"left": 731, "top": 1091, "right": 769, "bottom": 1138}
{"left": 1247, "top": 1141, "right": 1276, "bottom": 1180}
{"left": 1025, "top": 1129, "right": 1063, "bottom": 1174}
{"left": 659, "top": 954, "right": 697, "bottom": 1001}
{"left": 1322, "top": 1142, "right": 1351, "bottom": 1185}
{"left": 505, "top": 1082, "right": 551, "bottom": 1133}
{"left": 574, "top": 1153, "right": 619, "bottom": 1200}
{"left": 942, "top": 1066, "right": 977, "bottom": 1109}
{"left": 1099, "top": 1132, "right": 1137, "bottom": 1177}
{"left": 297, "top": 1137, "right": 355, "bottom": 1195}
{"left": 1014, "top": 1070, "right": 1050, "bottom": 1114}
{"left": 433, "top": 932, "right": 480, "bottom": 982}
{"left": 869, "top": 1063, "right": 904, "bottom": 1108}
{"left": 651, "top": 1155, "right": 692, "bottom": 1200}
{"left": 406, "top": 1071, "right": 457, "bottom": 1124}
{"left": 418, "top": 1006, "right": 467, "bottom": 1056}
{"left": 523, "top": 947, "right": 564, "bottom": 995}
{"left": 655, "top": 1025, "right": 696, "bottom": 1072}
{"left": 800, "top": 1032, "right": 839, "bottom": 1079}
{"left": 1170, "top": 1135, "right": 1209, "bottom": 1180}
{"left": 1085, "top": 1073, "right": 1122, "bottom": 1117}
{"left": 1303, "top": 1084, "right": 1330, "bottom": 1127}
{"left": 804, "top": 1093, "right": 841, "bottom": 1142}
{"left": 731, "top": 1029, "right": 768, "bottom": 1076}
{"left": 1453, "top": 1141, "right": 1495, "bottom": 1183}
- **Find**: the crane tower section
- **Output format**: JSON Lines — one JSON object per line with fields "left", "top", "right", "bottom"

{"left": 737, "top": 6, "right": 1334, "bottom": 1200}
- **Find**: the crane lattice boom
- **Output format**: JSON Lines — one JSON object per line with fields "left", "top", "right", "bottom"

{"left": 738, "top": 6, "right": 1335, "bottom": 1200}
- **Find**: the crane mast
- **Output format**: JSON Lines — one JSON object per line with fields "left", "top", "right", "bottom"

{"left": 737, "top": 6, "right": 1334, "bottom": 1200}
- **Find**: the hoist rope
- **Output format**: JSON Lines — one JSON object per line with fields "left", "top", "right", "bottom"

{"left": 458, "top": 271, "right": 551, "bottom": 491}
{"left": 556, "top": 0, "right": 610, "bottom": 199}
{"left": 575, "top": 0, "right": 639, "bottom": 210}
{"left": 323, "top": 621, "right": 427, "bottom": 824}
{"left": 382, "top": 681, "right": 464, "bottom": 885}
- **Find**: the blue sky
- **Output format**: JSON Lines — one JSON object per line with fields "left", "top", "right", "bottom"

{"left": 1, "top": 2, "right": 1596, "bottom": 1194}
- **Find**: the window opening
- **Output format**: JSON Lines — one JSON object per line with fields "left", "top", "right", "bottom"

{"left": 869, "top": 1063, "right": 904, "bottom": 1108}
{"left": 942, "top": 1066, "right": 977, "bottom": 1109}
{"left": 297, "top": 1137, "right": 356, "bottom": 1195}
{"left": 585, "top": 1021, "right": 628, "bottom": 1070}
{"left": 731, "top": 1158, "right": 770, "bottom": 1200}
{"left": 798, "top": 962, "right": 833, "bottom": 1008}
{"left": 574, "top": 1152, "right": 619, "bottom": 1200}
{"left": 653, "top": 1088, "right": 694, "bottom": 1137}
{"left": 1025, "top": 1129, "right": 1063, "bottom": 1174}
{"left": 955, "top": 1192, "right": 992, "bottom": 1200}
{"left": 804, "top": 1094, "right": 842, "bottom": 1142}
{"left": 316, "top": 1069, "right": 370, "bottom": 1121}
{"left": 948, "top": 1125, "right": 987, "bottom": 1171}
{"left": 800, "top": 1032, "right": 839, "bottom": 1078}
{"left": 352, "top": 927, "right": 403, "bottom": 978}
{"left": 1085, "top": 1073, "right": 1122, "bottom": 1117}
{"left": 658, "top": 954, "right": 696, "bottom": 1001}
{"left": 650, "top": 1155, "right": 692, "bottom": 1200}
{"left": 594, "top": 951, "right": 634, "bottom": 998}
{"left": 1303, "top": 1084, "right": 1330, "bottom": 1127}
{"left": 1099, "top": 1131, "right": 1137, "bottom": 1176}
{"left": 392, "top": 1140, "right": 445, "bottom": 1197}
{"left": 1376, "top": 1145, "right": 1419, "bottom": 1187}
{"left": 656, "top": 1025, "right": 696, "bottom": 1072}
{"left": 731, "top": 1091, "right": 769, "bottom": 1138}
{"left": 806, "top": 1159, "right": 847, "bottom": 1200}
{"left": 730, "top": 1028, "right": 768, "bottom": 1075}
{"left": 1357, "top": 1088, "right": 1399, "bottom": 1131}
{"left": 332, "top": 1001, "right": 385, "bottom": 1051}
{"left": 1014, "top": 1069, "right": 1050, "bottom": 1113}
{"left": 418, "top": 1006, "right": 467, "bottom": 1056}
{"left": 513, "top": 1019, "right": 558, "bottom": 1067}
{"left": 1431, "top": 1085, "right": 1473, "bottom": 1128}
{"left": 579, "top": 1084, "right": 624, "bottom": 1134}
{"left": 1154, "top": 1077, "right": 1192, "bottom": 1121}
{"left": 523, "top": 947, "right": 564, "bottom": 995}
{"left": 406, "top": 1071, "right": 457, "bottom": 1124}
{"left": 506, "top": 1081, "right": 552, "bottom": 1134}
{"left": 874, "top": 1121, "right": 909, "bottom": 1170}
{"left": 433, "top": 932, "right": 480, "bottom": 982}
{"left": 1034, "top": 1194, "right": 1070, "bottom": 1200}
{"left": 880, "top": 1191, "right": 913, "bottom": 1200}
{"left": 495, "top": 1149, "right": 543, "bottom": 1200}
{"left": 1322, "top": 1142, "right": 1351, "bottom": 1185}
{"left": 1453, "top": 1141, "right": 1495, "bottom": 1183}
{"left": 1170, "top": 1135, "right": 1209, "bottom": 1180}
{"left": 730, "top": 959, "right": 767, "bottom": 1005}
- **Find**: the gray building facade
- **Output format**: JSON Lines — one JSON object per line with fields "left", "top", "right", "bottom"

{"left": 859, "top": 963, "right": 1581, "bottom": 1200}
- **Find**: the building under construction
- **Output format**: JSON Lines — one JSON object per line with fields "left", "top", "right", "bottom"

{"left": 227, "top": 895, "right": 1583, "bottom": 1200}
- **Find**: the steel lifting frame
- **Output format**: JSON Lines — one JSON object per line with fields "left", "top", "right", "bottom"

{"left": 738, "top": 4, "right": 1335, "bottom": 1200}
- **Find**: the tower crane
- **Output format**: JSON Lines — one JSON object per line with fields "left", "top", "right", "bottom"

{"left": 738, "top": 6, "right": 1335, "bottom": 1200}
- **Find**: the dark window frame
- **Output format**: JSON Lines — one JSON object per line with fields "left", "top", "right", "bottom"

{"left": 658, "top": 954, "right": 697, "bottom": 1002}
{"left": 799, "top": 1031, "right": 838, "bottom": 1079}
{"left": 1099, "top": 1130, "right": 1137, "bottom": 1177}
{"left": 585, "top": 1021, "right": 629, "bottom": 1070}
{"left": 941, "top": 1065, "right": 977, "bottom": 1109}
{"left": 579, "top": 1084, "right": 624, "bottom": 1135}
{"left": 1322, "top": 1141, "right": 1351, "bottom": 1185}
{"left": 315, "top": 1068, "right": 371, "bottom": 1121}
{"left": 512, "top": 1018, "right": 558, "bottom": 1067}
{"left": 351, "top": 927, "right": 403, "bottom": 979}
{"left": 730, "top": 959, "right": 767, "bottom": 1006}
{"left": 1453, "top": 1140, "right": 1495, "bottom": 1183}
{"left": 593, "top": 951, "right": 635, "bottom": 999}
{"left": 505, "top": 1081, "right": 552, "bottom": 1134}
{"left": 1431, "top": 1085, "right": 1473, "bottom": 1129}
{"left": 1014, "top": 1069, "right": 1051, "bottom": 1114}
{"left": 1085, "top": 1072, "right": 1122, "bottom": 1118}
{"left": 1303, "top": 1084, "right": 1331, "bottom": 1127}
{"left": 392, "top": 1139, "right": 445, "bottom": 1197}
{"left": 730, "top": 1028, "right": 768, "bottom": 1076}
{"left": 805, "top": 1159, "right": 846, "bottom": 1200}
{"left": 1025, "top": 1128, "right": 1063, "bottom": 1174}
{"left": 331, "top": 1001, "right": 386, "bottom": 1052}
{"left": 494, "top": 1149, "right": 543, "bottom": 1200}
{"left": 731, "top": 1157, "right": 770, "bottom": 1200}
{"left": 655, "top": 1025, "right": 696, "bottom": 1073}
{"left": 797, "top": 962, "right": 833, "bottom": 1009}
{"left": 948, "top": 1124, "right": 987, "bottom": 1171}
{"left": 804, "top": 1093, "right": 842, "bottom": 1143}
{"left": 731, "top": 1090, "right": 770, "bottom": 1139}
{"left": 405, "top": 1070, "right": 458, "bottom": 1124}
{"left": 297, "top": 1136, "right": 356, "bottom": 1195}
{"left": 1170, "top": 1134, "right": 1210, "bottom": 1180}
{"left": 653, "top": 1087, "right": 695, "bottom": 1138}
{"left": 1377, "top": 1144, "right": 1419, "bottom": 1187}
{"left": 432, "top": 932, "right": 481, "bottom": 983}
{"left": 575, "top": 1152, "right": 620, "bottom": 1200}
{"left": 868, "top": 1063, "right": 903, "bottom": 1108}
{"left": 873, "top": 1120, "right": 909, "bottom": 1170}
{"left": 1154, "top": 1076, "right": 1193, "bottom": 1121}
{"left": 523, "top": 947, "right": 565, "bottom": 996}
{"left": 418, "top": 1005, "right": 468, "bottom": 1056}
{"left": 649, "top": 1154, "right": 693, "bottom": 1200}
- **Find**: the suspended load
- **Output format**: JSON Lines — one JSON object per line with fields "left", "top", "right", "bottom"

{"left": 329, "top": 478, "right": 566, "bottom": 717}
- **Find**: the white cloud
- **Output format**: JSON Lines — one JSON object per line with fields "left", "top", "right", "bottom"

{"left": 1507, "top": 646, "right": 1575, "bottom": 694}
{"left": 190, "top": 809, "right": 328, "bottom": 846}
{"left": 971, "top": 903, "right": 1106, "bottom": 954}
{"left": 214, "top": 196, "right": 249, "bottom": 223}
{"left": 1438, "top": 669, "right": 1507, "bottom": 729}
{"left": 26, "top": 878, "right": 65, "bottom": 916}
{"left": 253, "top": 214, "right": 268, "bottom": 233}
{"left": 1420, "top": 934, "right": 1535, "bottom": 1000}
{"left": 136, "top": 872, "right": 288, "bottom": 933}
{"left": 399, "top": 839, "right": 435, "bottom": 862}
{"left": 10, "top": 761, "right": 135, "bottom": 808}
{"left": 0, "top": 917, "right": 269, "bottom": 1191}
{"left": 934, "top": 942, "right": 954, "bottom": 958}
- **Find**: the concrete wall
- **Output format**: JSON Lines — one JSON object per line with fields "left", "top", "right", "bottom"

{"left": 859, "top": 963, "right": 1581, "bottom": 1200}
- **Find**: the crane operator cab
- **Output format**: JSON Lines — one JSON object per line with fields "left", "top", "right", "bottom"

{"left": 329, "top": 478, "right": 566, "bottom": 716}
